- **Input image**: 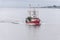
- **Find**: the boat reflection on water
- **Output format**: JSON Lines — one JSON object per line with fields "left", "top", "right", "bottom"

{"left": 26, "top": 24, "right": 41, "bottom": 40}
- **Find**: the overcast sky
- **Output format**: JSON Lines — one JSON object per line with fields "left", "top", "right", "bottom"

{"left": 0, "top": 0, "right": 60, "bottom": 7}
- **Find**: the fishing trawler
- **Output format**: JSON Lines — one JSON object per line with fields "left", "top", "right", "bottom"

{"left": 25, "top": 6, "right": 41, "bottom": 26}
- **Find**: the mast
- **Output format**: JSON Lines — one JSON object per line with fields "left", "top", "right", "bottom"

{"left": 28, "top": 4, "right": 31, "bottom": 17}
{"left": 32, "top": 8, "right": 37, "bottom": 18}
{"left": 28, "top": 4, "right": 38, "bottom": 18}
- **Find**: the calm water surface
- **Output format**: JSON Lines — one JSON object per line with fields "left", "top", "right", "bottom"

{"left": 0, "top": 8, "right": 60, "bottom": 40}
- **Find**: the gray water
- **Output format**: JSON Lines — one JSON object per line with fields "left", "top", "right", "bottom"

{"left": 0, "top": 8, "right": 60, "bottom": 40}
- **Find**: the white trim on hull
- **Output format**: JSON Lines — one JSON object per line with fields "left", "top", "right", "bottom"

{"left": 26, "top": 23, "right": 36, "bottom": 26}
{"left": 26, "top": 23, "right": 40, "bottom": 26}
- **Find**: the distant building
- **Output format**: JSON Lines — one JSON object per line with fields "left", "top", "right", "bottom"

{"left": 53, "top": 5, "right": 56, "bottom": 8}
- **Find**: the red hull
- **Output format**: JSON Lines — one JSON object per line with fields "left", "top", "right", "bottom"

{"left": 26, "top": 22, "right": 40, "bottom": 26}
{"left": 26, "top": 18, "right": 40, "bottom": 26}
